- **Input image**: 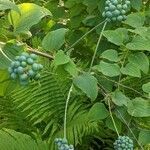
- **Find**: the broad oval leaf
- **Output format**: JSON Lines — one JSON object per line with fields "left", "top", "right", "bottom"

{"left": 0, "top": 0, "right": 20, "bottom": 13}
{"left": 42, "top": 28, "right": 68, "bottom": 51}
{"left": 73, "top": 73, "right": 98, "bottom": 100}
{"left": 98, "top": 61, "right": 120, "bottom": 77}
{"left": 121, "top": 63, "right": 141, "bottom": 78}
{"left": 126, "top": 36, "right": 150, "bottom": 51}
{"left": 8, "top": 3, "right": 52, "bottom": 33}
{"left": 124, "top": 13, "right": 145, "bottom": 28}
{"left": 127, "top": 97, "right": 150, "bottom": 117}
{"left": 111, "top": 90, "right": 130, "bottom": 107}
{"left": 142, "top": 82, "right": 150, "bottom": 94}
{"left": 101, "top": 49, "right": 119, "bottom": 62}
{"left": 128, "top": 52, "right": 149, "bottom": 74}
{"left": 88, "top": 102, "right": 109, "bottom": 121}
{"left": 53, "top": 50, "right": 70, "bottom": 66}
{"left": 103, "top": 28, "right": 128, "bottom": 46}
{"left": 138, "top": 130, "right": 150, "bottom": 145}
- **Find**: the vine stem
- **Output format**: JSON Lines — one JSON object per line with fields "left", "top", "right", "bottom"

{"left": 66, "top": 20, "right": 107, "bottom": 51}
{"left": 89, "top": 21, "right": 107, "bottom": 72}
{"left": 117, "top": 110, "right": 144, "bottom": 150}
{"left": 64, "top": 84, "right": 73, "bottom": 139}
{"left": 107, "top": 98, "right": 120, "bottom": 137}
{"left": 27, "top": 46, "right": 54, "bottom": 60}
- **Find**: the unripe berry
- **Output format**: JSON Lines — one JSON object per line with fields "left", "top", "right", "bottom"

{"left": 122, "top": 4, "right": 128, "bottom": 10}
{"left": 21, "top": 61, "right": 27, "bottom": 67}
{"left": 105, "top": 11, "right": 112, "bottom": 18}
{"left": 30, "top": 53, "right": 38, "bottom": 60}
{"left": 112, "top": 10, "right": 120, "bottom": 16}
{"left": 20, "top": 74, "right": 28, "bottom": 81}
{"left": 19, "top": 56, "right": 26, "bottom": 61}
{"left": 11, "top": 73, "right": 17, "bottom": 79}
{"left": 27, "top": 58, "right": 34, "bottom": 65}
{"left": 117, "top": 15, "right": 123, "bottom": 21}
{"left": 17, "top": 66, "right": 24, "bottom": 74}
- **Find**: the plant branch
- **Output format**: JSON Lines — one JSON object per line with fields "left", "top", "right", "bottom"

{"left": 64, "top": 84, "right": 73, "bottom": 139}
{"left": 66, "top": 20, "right": 107, "bottom": 51}
{"left": 89, "top": 21, "right": 107, "bottom": 72}
{"left": 107, "top": 98, "right": 120, "bottom": 137}
{"left": 27, "top": 47, "right": 54, "bottom": 60}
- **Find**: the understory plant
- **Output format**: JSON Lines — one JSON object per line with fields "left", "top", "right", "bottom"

{"left": 0, "top": 0, "right": 149, "bottom": 150}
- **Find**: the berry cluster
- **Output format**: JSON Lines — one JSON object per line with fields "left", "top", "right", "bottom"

{"left": 8, "top": 52, "right": 43, "bottom": 85}
{"left": 102, "top": 0, "right": 130, "bottom": 22}
{"left": 55, "top": 138, "right": 74, "bottom": 150}
{"left": 114, "top": 136, "right": 134, "bottom": 150}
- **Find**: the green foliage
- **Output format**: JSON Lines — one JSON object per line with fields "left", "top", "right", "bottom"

{"left": 0, "top": 0, "right": 149, "bottom": 149}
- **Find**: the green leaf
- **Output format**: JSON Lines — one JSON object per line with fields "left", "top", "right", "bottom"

{"left": 142, "top": 82, "right": 150, "bottom": 94}
{"left": 64, "top": 60, "right": 78, "bottom": 77}
{"left": 88, "top": 102, "right": 109, "bottom": 121}
{"left": 111, "top": 90, "right": 130, "bottom": 106}
{"left": 128, "top": 52, "right": 149, "bottom": 74}
{"left": 138, "top": 130, "right": 150, "bottom": 145}
{"left": 0, "top": 0, "right": 20, "bottom": 13}
{"left": 8, "top": 3, "right": 52, "bottom": 33}
{"left": 126, "top": 36, "right": 150, "bottom": 51}
{"left": 121, "top": 63, "right": 141, "bottom": 78}
{"left": 127, "top": 97, "right": 150, "bottom": 117}
{"left": 98, "top": 61, "right": 120, "bottom": 77}
{"left": 42, "top": 28, "right": 68, "bottom": 51}
{"left": 101, "top": 49, "right": 119, "bottom": 62}
{"left": 128, "top": 27, "right": 150, "bottom": 39}
{"left": 105, "top": 116, "right": 122, "bottom": 133}
{"left": 0, "top": 128, "right": 49, "bottom": 150}
{"left": 124, "top": 13, "right": 145, "bottom": 28}
{"left": 0, "top": 41, "right": 23, "bottom": 69}
{"left": 73, "top": 73, "right": 98, "bottom": 100}
{"left": 131, "top": 0, "right": 142, "bottom": 11}
{"left": 53, "top": 50, "right": 70, "bottom": 66}
{"left": 103, "top": 28, "right": 128, "bottom": 46}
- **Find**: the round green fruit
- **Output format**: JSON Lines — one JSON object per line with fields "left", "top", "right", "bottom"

{"left": 21, "top": 61, "right": 27, "bottom": 67}
{"left": 22, "top": 52, "right": 29, "bottom": 58}
{"left": 27, "top": 58, "right": 34, "bottom": 65}
{"left": 112, "top": 10, "right": 120, "bottom": 16}
{"left": 32, "top": 63, "right": 39, "bottom": 71}
{"left": 117, "top": 15, "right": 123, "bottom": 21}
{"left": 19, "top": 56, "right": 26, "bottom": 61}
{"left": 30, "top": 53, "right": 37, "bottom": 60}
{"left": 17, "top": 66, "right": 24, "bottom": 74}
{"left": 117, "top": 4, "right": 122, "bottom": 9}
{"left": 11, "top": 73, "right": 17, "bottom": 79}
{"left": 20, "top": 74, "right": 28, "bottom": 81}
{"left": 122, "top": 4, "right": 128, "bottom": 10}
{"left": 28, "top": 69, "right": 35, "bottom": 77}
{"left": 105, "top": 11, "right": 112, "bottom": 18}
{"left": 109, "top": 4, "right": 116, "bottom": 11}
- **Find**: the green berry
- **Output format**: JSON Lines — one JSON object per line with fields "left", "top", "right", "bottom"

{"left": 105, "top": 6, "right": 109, "bottom": 11}
{"left": 14, "top": 61, "right": 20, "bottom": 68}
{"left": 121, "top": 9, "right": 126, "bottom": 15}
{"left": 112, "top": 10, "right": 120, "bottom": 16}
{"left": 17, "top": 66, "right": 24, "bottom": 74}
{"left": 8, "top": 67, "right": 13, "bottom": 73}
{"left": 112, "top": 0, "right": 118, "bottom": 5}
{"left": 11, "top": 73, "right": 17, "bottom": 79}
{"left": 27, "top": 58, "right": 34, "bottom": 65}
{"left": 30, "top": 53, "right": 37, "bottom": 60}
{"left": 123, "top": 4, "right": 128, "bottom": 10}
{"left": 38, "top": 64, "right": 43, "bottom": 70}
{"left": 19, "top": 56, "right": 26, "bottom": 61}
{"left": 28, "top": 69, "right": 35, "bottom": 78}
{"left": 21, "top": 61, "right": 27, "bottom": 67}
{"left": 117, "top": 4, "right": 122, "bottom": 9}
{"left": 105, "top": 11, "right": 112, "bottom": 18}
{"left": 125, "top": 0, "right": 130, "bottom": 5}
{"left": 32, "top": 63, "right": 39, "bottom": 71}
{"left": 109, "top": 4, "right": 116, "bottom": 11}
{"left": 105, "top": 0, "right": 111, "bottom": 5}
{"left": 20, "top": 74, "right": 28, "bottom": 81}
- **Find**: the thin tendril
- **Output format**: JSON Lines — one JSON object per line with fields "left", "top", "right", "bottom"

{"left": 64, "top": 84, "right": 73, "bottom": 139}
{"left": 117, "top": 110, "right": 144, "bottom": 150}
{"left": 89, "top": 21, "right": 107, "bottom": 72}
{"left": 66, "top": 20, "right": 107, "bottom": 51}
{"left": 108, "top": 98, "right": 120, "bottom": 137}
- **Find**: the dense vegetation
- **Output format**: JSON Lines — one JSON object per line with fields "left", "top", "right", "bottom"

{"left": 0, "top": 0, "right": 149, "bottom": 149}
